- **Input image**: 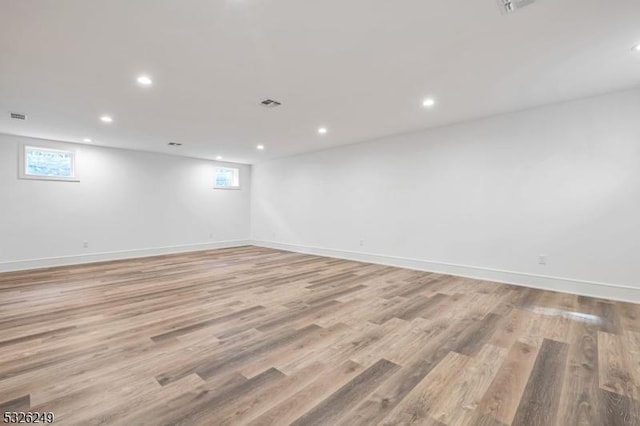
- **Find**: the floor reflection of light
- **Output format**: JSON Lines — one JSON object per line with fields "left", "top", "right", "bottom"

{"left": 529, "top": 306, "right": 603, "bottom": 325}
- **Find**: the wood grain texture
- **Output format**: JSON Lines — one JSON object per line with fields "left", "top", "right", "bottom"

{"left": 477, "top": 341, "right": 540, "bottom": 425}
{"left": 0, "top": 246, "right": 638, "bottom": 425}
{"left": 557, "top": 320, "right": 602, "bottom": 426}
{"left": 600, "top": 389, "right": 639, "bottom": 426}
{"left": 511, "top": 339, "right": 569, "bottom": 426}
{"left": 290, "top": 358, "right": 400, "bottom": 426}
{"left": 599, "top": 331, "right": 639, "bottom": 401}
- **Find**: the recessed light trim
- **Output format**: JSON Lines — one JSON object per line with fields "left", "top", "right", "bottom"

{"left": 137, "top": 75, "right": 153, "bottom": 86}
{"left": 257, "top": 145, "right": 265, "bottom": 150}
{"left": 100, "top": 115, "right": 113, "bottom": 123}
{"left": 216, "top": 155, "right": 223, "bottom": 160}
{"left": 422, "top": 98, "right": 436, "bottom": 108}
{"left": 634, "top": 43, "right": 640, "bottom": 52}
{"left": 83, "top": 138, "right": 92, "bottom": 143}
{"left": 318, "top": 127, "right": 328, "bottom": 134}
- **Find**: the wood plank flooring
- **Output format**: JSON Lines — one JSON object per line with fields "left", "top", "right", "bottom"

{"left": 0, "top": 246, "right": 639, "bottom": 425}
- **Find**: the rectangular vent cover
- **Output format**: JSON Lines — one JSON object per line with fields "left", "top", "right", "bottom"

{"left": 168, "top": 142, "right": 183, "bottom": 147}
{"left": 260, "top": 99, "right": 282, "bottom": 108}
{"left": 10, "top": 112, "right": 27, "bottom": 120}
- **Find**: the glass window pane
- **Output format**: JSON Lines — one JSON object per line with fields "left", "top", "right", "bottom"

{"left": 26, "top": 147, "right": 74, "bottom": 177}
{"left": 214, "top": 167, "right": 239, "bottom": 188}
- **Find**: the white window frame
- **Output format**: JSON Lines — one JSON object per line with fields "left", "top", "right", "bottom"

{"left": 18, "top": 142, "right": 80, "bottom": 182}
{"left": 213, "top": 167, "right": 240, "bottom": 190}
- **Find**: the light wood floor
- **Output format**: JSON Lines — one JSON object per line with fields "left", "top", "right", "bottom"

{"left": 0, "top": 246, "right": 638, "bottom": 425}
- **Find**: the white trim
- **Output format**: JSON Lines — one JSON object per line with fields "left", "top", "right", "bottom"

{"left": 0, "top": 240, "right": 251, "bottom": 272}
{"left": 250, "top": 240, "right": 640, "bottom": 303}
{"left": 3, "top": 239, "right": 637, "bottom": 303}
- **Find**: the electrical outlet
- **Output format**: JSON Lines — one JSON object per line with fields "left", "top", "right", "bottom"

{"left": 538, "top": 255, "right": 547, "bottom": 265}
{"left": 83, "top": 241, "right": 89, "bottom": 249}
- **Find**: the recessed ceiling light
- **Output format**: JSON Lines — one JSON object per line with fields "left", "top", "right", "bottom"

{"left": 216, "top": 155, "right": 223, "bottom": 160}
{"left": 100, "top": 115, "right": 113, "bottom": 123}
{"left": 422, "top": 98, "right": 436, "bottom": 108}
{"left": 257, "top": 145, "right": 265, "bottom": 150}
{"left": 83, "top": 138, "right": 92, "bottom": 143}
{"left": 318, "top": 127, "right": 328, "bottom": 134}
{"left": 634, "top": 43, "right": 640, "bottom": 52}
{"left": 137, "top": 75, "right": 153, "bottom": 86}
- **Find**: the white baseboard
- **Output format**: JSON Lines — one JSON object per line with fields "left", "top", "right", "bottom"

{"left": 0, "top": 239, "right": 251, "bottom": 273}
{"left": 3, "top": 239, "right": 638, "bottom": 303}
{"left": 251, "top": 240, "right": 640, "bottom": 303}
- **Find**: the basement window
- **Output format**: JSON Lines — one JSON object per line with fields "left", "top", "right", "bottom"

{"left": 214, "top": 167, "right": 240, "bottom": 189}
{"left": 19, "top": 144, "right": 79, "bottom": 182}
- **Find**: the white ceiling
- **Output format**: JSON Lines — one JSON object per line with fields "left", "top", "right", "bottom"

{"left": 1, "top": 0, "right": 639, "bottom": 164}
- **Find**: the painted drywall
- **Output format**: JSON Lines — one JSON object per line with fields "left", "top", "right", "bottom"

{"left": 251, "top": 88, "right": 640, "bottom": 301}
{"left": 0, "top": 134, "right": 251, "bottom": 270}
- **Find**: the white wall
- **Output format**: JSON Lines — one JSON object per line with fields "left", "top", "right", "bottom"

{"left": 251, "top": 88, "right": 640, "bottom": 302}
{"left": 0, "top": 134, "right": 251, "bottom": 270}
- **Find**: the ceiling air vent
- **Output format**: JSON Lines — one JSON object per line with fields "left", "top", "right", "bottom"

{"left": 168, "top": 142, "right": 182, "bottom": 147}
{"left": 260, "top": 99, "right": 282, "bottom": 108}
{"left": 10, "top": 112, "right": 27, "bottom": 120}
{"left": 497, "top": 0, "right": 537, "bottom": 14}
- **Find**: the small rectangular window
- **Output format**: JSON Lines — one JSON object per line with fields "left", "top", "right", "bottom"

{"left": 19, "top": 144, "right": 79, "bottom": 182}
{"left": 214, "top": 167, "right": 240, "bottom": 189}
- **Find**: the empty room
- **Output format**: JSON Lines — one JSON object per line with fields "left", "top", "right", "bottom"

{"left": 1, "top": 0, "right": 639, "bottom": 425}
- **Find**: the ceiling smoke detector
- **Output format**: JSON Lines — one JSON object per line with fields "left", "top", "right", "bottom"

{"left": 10, "top": 112, "right": 27, "bottom": 120}
{"left": 260, "top": 99, "right": 282, "bottom": 108}
{"left": 497, "top": 0, "right": 537, "bottom": 14}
